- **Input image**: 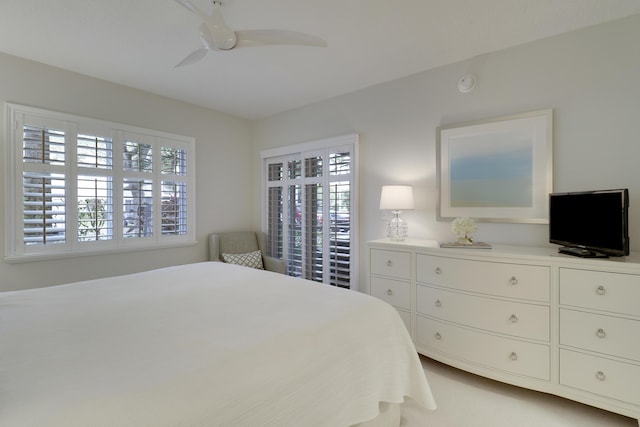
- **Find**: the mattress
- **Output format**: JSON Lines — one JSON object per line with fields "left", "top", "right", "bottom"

{"left": 0, "top": 262, "right": 436, "bottom": 426}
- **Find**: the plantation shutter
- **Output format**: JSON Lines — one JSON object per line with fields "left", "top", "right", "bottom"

{"left": 328, "top": 151, "right": 352, "bottom": 287}
{"left": 160, "top": 142, "right": 189, "bottom": 236}
{"left": 22, "top": 121, "right": 67, "bottom": 246}
{"left": 122, "top": 135, "right": 154, "bottom": 239}
{"left": 77, "top": 132, "right": 114, "bottom": 242}
{"left": 5, "top": 103, "right": 196, "bottom": 261}
{"left": 262, "top": 134, "right": 357, "bottom": 289}
{"left": 266, "top": 161, "right": 284, "bottom": 261}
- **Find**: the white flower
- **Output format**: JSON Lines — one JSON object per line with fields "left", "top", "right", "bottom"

{"left": 452, "top": 217, "right": 477, "bottom": 237}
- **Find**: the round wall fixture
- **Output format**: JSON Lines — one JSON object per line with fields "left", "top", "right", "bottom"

{"left": 457, "top": 74, "right": 476, "bottom": 93}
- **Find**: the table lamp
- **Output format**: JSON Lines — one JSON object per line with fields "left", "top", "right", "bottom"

{"left": 379, "top": 185, "right": 414, "bottom": 241}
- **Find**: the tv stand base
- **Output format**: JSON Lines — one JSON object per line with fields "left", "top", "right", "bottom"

{"left": 558, "top": 247, "right": 609, "bottom": 258}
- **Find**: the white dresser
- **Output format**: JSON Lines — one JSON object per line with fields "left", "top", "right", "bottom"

{"left": 368, "top": 239, "right": 640, "bottom": 423}
{"left": 369, "top": 247, "right": 412, "bottom": 330}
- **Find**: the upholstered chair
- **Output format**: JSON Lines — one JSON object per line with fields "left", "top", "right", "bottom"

{"left": 208, "top": 231, "right": 286, "bottom": 274}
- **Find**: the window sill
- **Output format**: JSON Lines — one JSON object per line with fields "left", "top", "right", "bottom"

{"left": 4, "top": 239, "right": 198, "bottom": 264}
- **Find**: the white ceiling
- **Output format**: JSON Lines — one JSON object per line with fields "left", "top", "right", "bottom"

{"left": 1, "top": 1, "right": 639, "bottom": 120}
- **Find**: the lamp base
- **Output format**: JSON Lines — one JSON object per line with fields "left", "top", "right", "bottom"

{"left": 387, "top": 212, "right": 408, "bottom": 241}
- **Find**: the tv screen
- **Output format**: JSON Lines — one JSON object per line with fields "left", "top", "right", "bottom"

{"left": 549, "top": 189, "right": 629, "bottom": 257}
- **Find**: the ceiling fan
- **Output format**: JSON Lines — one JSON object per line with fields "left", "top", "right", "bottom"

{"left": 174, "top": 0, "right": 328, "bottom": 67}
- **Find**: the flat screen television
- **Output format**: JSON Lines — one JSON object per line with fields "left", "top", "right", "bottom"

{"left": 549, "top": 189, "right": 630, "bottom": 258}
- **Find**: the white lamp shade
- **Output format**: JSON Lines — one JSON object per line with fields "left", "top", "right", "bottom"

{"left": 379, "top": 185, "right": 415, "bottom": 210}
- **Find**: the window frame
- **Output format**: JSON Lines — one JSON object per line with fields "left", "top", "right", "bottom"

{"left": 4, "top": 103, "right": 196, "bottom": 263}
{"left": 260, "top": 134, "right": 358, "bottom": 288}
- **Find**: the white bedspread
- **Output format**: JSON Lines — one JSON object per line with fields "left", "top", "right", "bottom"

{"left": 0, "top": 262, "right": 435, "bottom": 426}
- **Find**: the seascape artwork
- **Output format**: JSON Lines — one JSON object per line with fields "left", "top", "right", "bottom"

{"left": 448, "top": 129, "right": 534, "bottom": 208}
{"left": 438, "top": 109, "right": 552, "bottom": 223}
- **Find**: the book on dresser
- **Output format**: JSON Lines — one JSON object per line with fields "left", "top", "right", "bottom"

{"left": 439, "top": 241, "right": 492, "bottom": 249}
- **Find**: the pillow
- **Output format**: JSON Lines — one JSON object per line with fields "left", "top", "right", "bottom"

{"left": 221, "top": 250, "right": 264, "bottom": 270}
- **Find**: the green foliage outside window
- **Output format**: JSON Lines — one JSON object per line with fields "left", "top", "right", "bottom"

{"left": 78, "top": 198, "right": 106, "bottom": 241}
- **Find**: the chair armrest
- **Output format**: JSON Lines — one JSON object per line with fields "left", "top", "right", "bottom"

{"left": 263, "top": 256, "right": 286, "bottom": 274}
{"left": 208, "top": 234, "right": 221, "bottom": 262}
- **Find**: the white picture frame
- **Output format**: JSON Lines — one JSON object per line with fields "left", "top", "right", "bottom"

{"left": 437, "top": 109, "right": 553, "bottom": 223}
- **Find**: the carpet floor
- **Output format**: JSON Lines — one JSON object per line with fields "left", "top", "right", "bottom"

{"left": 400, "top": 355, "right": 637, "bottom": 426}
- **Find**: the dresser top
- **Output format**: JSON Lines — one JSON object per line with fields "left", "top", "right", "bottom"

{"left": 368, "top": 238, "right": 640, "bottom": 272}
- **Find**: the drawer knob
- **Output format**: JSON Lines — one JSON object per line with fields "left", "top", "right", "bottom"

{"left": 386, "top": 260, "right": 393, "bottom": 267}
{"left": 435, "top": 332, "right": 442, "bottom": 340}
{"left": 509, "top": 276, "right": 518, "bottom": 285}
{"left": 596, "top": 371, "right": 606, "bottom": 381}
{"left": 596, "top": 328, "right": 606, "bottom": 338}
{"left": 509, "top": 314, "right": 518, "bottom": 323}
{"left": 435, "top": 299, "right": 442, "bottom": 308}
{"left": 509, "top": 352, "right": 518, "bottom": 361}
{"left": 596, "top": 285, "right": 606, "bottom": 296}
{"left": 386, "top": 289, "right": 393, "bottom": 296}
{"left": 435, "top": 267, "right": 442, "bottom": 275}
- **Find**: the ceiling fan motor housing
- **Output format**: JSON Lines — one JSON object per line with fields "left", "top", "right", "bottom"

{"left": 206, "top": 1, "right": 238, "bottom": 49}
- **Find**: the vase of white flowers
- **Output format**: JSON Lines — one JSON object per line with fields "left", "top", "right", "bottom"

{"left": 452, "top": 217, "right": 477, "bottom": 245}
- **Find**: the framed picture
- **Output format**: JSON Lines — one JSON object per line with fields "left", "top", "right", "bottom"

{"left": 437, "top": 109, "right": 553, "bottom": 223}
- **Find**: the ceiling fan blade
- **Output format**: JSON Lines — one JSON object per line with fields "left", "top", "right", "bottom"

{"left": 235, "top": 30, "right": 327, "bottom": 49}
{"left": 174, "top": 48, "right": 208, "bottom": 68}
{"left": 173, "top": 1, "right": 325, "bottom": 67}
{"left": 173, "top": 0, "right": 207, "bottom": 19}
{"left": 198, "top": 23, "right": 216, "bottom": 50}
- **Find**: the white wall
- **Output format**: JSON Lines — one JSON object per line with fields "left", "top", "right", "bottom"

{"left": 251, "top": 15, "right": 640, "bottom": 291}
{"left": 4, "top": 15, "right": 639, "bottom": 291}
{"left": 0, "top": 53, "right": 254, "bottom": 291}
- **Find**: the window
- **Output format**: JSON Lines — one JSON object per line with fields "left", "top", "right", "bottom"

{"left": 5, "top": 103, "right": 196, "bottom": 262}
{"left": 262, "top": 134, "right": 358, "bottom": 288}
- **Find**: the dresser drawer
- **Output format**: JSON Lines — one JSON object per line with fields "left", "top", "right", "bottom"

{"left": 370, "top": 249, "right": 411, "bottom": 280}
{"left": 560, "top": 309, "right": 640, "bottom": 362}
{"left": 371, "top": 276, "right": 411, "bottom": 310}
{"left": 417, "top": 285, "right": 549, "bottom": 341}
{"left": 560, "top": 349, "right": 640, "bottom": 406}
{"left": 560, "top": 268, "right": 640, "bottom": 317}
{"left": 417, "top": 254, "right": 549, "bottom": 302}
{"left": 416, "top": 316, "right": 550, "bottom": 380}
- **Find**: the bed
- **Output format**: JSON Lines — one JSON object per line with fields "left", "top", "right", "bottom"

{"left": 0, "top": 262, "right": 436, "bottom": 426}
